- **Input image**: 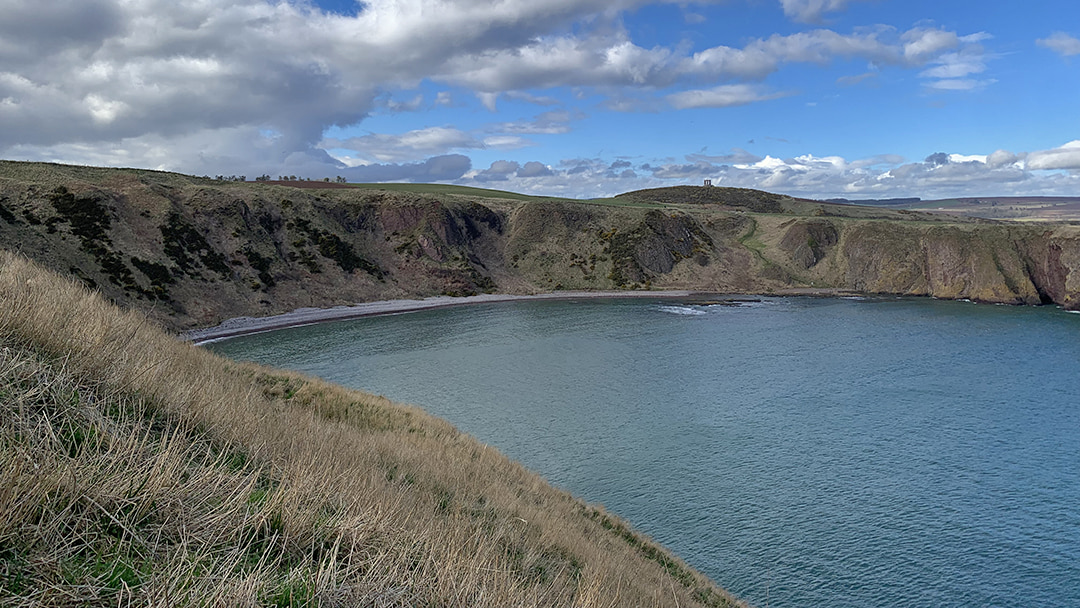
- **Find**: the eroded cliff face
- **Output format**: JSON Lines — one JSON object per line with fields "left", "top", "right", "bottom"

{"left": 762, "top": 218, "right": 1080, "bottom": 307}
{"left": 2, "top": 163, "right": 1078, "bottom": 332}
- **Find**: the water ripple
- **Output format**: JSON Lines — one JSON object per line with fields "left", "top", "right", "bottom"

{"left": 211, "top": 297, "right": 1080, "bottom": 608}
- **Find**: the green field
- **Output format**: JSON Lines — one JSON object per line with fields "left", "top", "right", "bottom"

{"left": 349, "top": 182, "right": 688, "bottom": 209}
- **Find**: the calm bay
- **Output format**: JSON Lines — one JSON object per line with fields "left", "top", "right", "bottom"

{"left": 208, "top": 296, "right": 1080, "bottom": 608}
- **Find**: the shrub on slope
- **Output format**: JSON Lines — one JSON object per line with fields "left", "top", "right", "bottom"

{"left": 0, "top": 252, "right": 743, "bottom": 607}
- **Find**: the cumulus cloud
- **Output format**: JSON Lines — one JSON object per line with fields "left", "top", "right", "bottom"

{"left": 925, "top": 152, "right": 951, "bottom": 166}
{"left": 517, "top": 161, "right": 555, "bottom": 177}
{"left": 3, "top": 0, "right": 664, "bottom": 172}
{"left": 1027, "top": 141, "right": 1080, "bottom": 171}
{"left": 913, "top": 32, "right": 994, "bottom": 90}
{"left": 1037, "top": 32, "right": 1080, "bottom": 57}
{"left": 327, "top": 127, "right": 483, "bottom": 162}
{"left": 473, "top": 160, "right": 521, "bottom": 182}
{"left": 318, "top": 108, "right": 578, "bottom": 166}
{"left": 0, "top": 0, "right": 376, "bottom": 159}
{"left": 446, "top": 144, "right": 1080, "bottom": 200}
{"left": 0, "top": 0, "right": 1008, "bottom": 183}
{"left": 442, "top": 25, "right": 975, "bottom": 93}
{"left": 986, "top": 149, "right": 1023, "bottom": 169}
{"left": 902, "top": 27, "right": 961, "bottom": 62}
{"left": 382, "top": 94, "right": 426, "bottom": 113}
{"left": 348, "top": 154, "right": 472, "bottom": 182}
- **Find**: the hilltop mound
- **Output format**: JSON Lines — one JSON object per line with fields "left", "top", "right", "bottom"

{"left": 619, "top": 185, "right": 789, "bottom": 213}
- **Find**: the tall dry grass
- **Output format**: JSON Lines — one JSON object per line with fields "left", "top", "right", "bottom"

{"left": 0, "top": 251, "right": 745, "bottom": 607}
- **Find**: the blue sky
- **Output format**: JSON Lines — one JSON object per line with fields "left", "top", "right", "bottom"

{"left": 1, "top": 0, "right": 1078, "bottom": 198}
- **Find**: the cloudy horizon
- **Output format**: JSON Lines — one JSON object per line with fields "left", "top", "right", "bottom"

{"left": 1, "top": 0, "right": 1078, "bottom": 199}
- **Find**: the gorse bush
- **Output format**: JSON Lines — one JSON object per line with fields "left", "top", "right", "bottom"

{"left": 0, "top": 252, "right": 743, "bottom": 607}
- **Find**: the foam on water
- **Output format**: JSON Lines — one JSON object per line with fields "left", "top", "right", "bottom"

{"left": 656, "top": 304, "right": 707, "bottom": 315}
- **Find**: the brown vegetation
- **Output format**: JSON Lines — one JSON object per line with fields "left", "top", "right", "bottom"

{"left": 0, "top": 252, "right": 743, "bottom": 607}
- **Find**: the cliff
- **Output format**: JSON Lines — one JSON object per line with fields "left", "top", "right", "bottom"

{"left": 2, "top": 161, "right": 1078, "bottom": 333}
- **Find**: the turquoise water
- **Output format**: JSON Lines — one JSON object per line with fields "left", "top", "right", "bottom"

{"left": 208, "top": 297, "right": 1080, "bottom": 608}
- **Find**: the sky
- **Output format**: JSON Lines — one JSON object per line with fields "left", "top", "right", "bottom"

{"left": 1, "top": 0, "right": 1079, "bottom": 200}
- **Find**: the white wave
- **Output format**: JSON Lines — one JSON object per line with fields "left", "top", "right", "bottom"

{"left": 657, "top": 305, "right": 707, "bottom": 316}
{"left": 703, "top": 299, "right": 770, "bottom": 309}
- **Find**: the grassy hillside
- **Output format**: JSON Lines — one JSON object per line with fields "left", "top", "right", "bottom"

{"left": 0, "top": 251, "right": 743, "bottom": 607}
{"left": 349, "top": 182, "right": 561, "bottom": 202}
{"left": 830, "top": 195, "right": 1080, "bottom": 222}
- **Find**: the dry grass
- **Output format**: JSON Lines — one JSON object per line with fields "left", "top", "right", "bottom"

{"left": 0, "top": 251, "right": 745, "bottom": 607}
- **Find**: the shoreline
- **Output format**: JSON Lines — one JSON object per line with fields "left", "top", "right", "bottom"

{"left": 180, "top": 287, "right": 869, "bottom": 344}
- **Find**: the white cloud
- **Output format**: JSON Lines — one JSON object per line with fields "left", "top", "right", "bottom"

{"left": 1027, "top": 141, "right": 1080, "bottom": 171}
{"left": 518, "top": 161, "right": 555, "bottom": 177}
{"left": 482, "top": 135, "right": 533, "bottom": 149}
{"left": 477, "top": 92, "right": 500, "bottom": 111}
{"left": 924, "top": 78, "right": 996, "bottom": 91}
{"left": 383, "top": 94, "right": 425, "bottom": 113}
{"left": 915, "top": 32, "right": 995, "bottom": 91}
{"left": 667, "top": 85, "right": 789, "bottom": 109}
{"left": 683, "top": 28, "right": 905, "bottom": 81}
{"left": 424, "top": 142, "right": 1080, "bottom": 199}
{"left": 443, "top": 25, "right": 973, "bottom": 93}
{"left": 329, "top": 127, "right": 484, "bottom": 162}
{"left": 442, "top": 34, "right": 677, "bottom": 91}
{"left": 848, "top": 154, "right": 905, "bottom": 168}
{"left": 478, "top": 144, "right": 1080, "bottom": 200}
{"left": 986, "top": 149, "right": 1023, "bottom": 169}
{"left": 735, "top": 155, "right": 792, "bottom": 170}
{"left": 949, "top": 153, "right": 988, "bottom": 164}
{"left": 473, "top": 159, "right": 521, "bottom": 182}
{"left": 493, "top": 110, "right": 580, "bottom": 134}
{"left": 779, "top": 0, "right": 856, "bottom": 24}
{"left": 919, "top": 52, "right": 986, "bottom": 79}
{"left": 902, "top": 28, "right": 960, "bottom": 62}
{"left": 0, "top": 0, "right": 1012, "bottom": 183}
{"left": 1037, "top": 32, "right": 1080, "bottom": 57}
{"left": 322, "top": 109, "right": 578, "bottom": 163}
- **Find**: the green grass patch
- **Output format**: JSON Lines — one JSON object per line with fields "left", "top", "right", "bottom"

{"left": 579, "top": 196, "right": 671, "bottom": 209}
{"left": 350, "top": 182, "right": 559, "bottom": 201}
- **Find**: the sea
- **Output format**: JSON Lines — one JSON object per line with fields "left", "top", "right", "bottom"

{"left": 207, "top": 296, "right": 1080, "bottom": 608}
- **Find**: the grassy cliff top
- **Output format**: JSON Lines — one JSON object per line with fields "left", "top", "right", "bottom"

{"left": 0, "top": 251, "right": 743, "bottom": 607}
{"left": 0, "top": 159, "right": 990, "bottom": 219}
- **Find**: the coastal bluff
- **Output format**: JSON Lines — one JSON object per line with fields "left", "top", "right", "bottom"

{"left": 2, "top": 160, "right": 1078, "bottom": 332}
